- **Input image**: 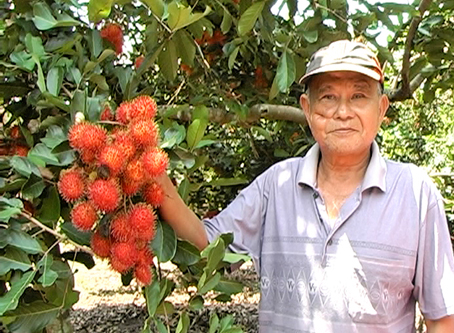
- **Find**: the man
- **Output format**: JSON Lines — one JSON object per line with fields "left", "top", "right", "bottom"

{"left": 157, "top": 40, "right": 454, "bottom": 332}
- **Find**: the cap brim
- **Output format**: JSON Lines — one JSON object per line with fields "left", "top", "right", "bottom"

{"left": 299, "top": 63, "right": 383, "bottom": 85}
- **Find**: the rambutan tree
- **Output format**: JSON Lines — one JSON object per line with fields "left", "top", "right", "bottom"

{"left": 1, "top": 0, "right": 454, "bottom": 331}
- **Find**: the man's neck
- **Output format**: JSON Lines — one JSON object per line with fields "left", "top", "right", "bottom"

{"left": 317, "top": 150, "right": 371, "bottom": 185}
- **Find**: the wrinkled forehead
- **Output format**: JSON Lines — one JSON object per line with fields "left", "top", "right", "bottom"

{"left": 307, "top": 71, "right": 377, "bottom": 91}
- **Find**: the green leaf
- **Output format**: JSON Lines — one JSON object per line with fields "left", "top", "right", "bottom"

{"left": 0, "top": 270, "right": 36, "bottom": 315}
{"left": 28, "top": 143, "right": 60, "bottom": 166}
{"left": 158, "top": 40, "right": 178, "bottom": 81}
{"left": 209, "top": 312, "right": 220, "bottom": 333}
{"left": 268, "top": 74, "right": 280, "bottom": 100}
{"left": 150, "top": 220, "right": 177, "bottom": 262}
{"left": 276, "top": 50, "right": 296, "bottom": 92}
{"left": 37, "top": 256, "right": 59, "bottom": 287}
{"left": 187, "top": 118, "right": 208, "bottom": 150}
{"left": 221, "top": 9, "right": 233, "bottom": 34}
{"left": 25, "top": 33, "right": 45, "bottom": 59}
{"left": 176, "top": 312, "right": 190, "bottom": 333}
{"left": 238, "top": 1, "right": 265, "bottom": 36}
{"left": 0, "top": 248, "right": 32, "bottom": 275}
{"left": 228, "top": 46, "right": 240, "bottom": 70}
{"left": 198, "top": 271, "right": 221, "bottom": 294}
{"left": 219, "top": 315, "right": 236, "bottom": 332}
{"left": 89, "top": 74, "right": 109, "bottom": 91}
{"left": 302, "top": 29, "right": 318, "bottom": 43}
{"left": 252, "top": 126, "right": 272, "bottom": 142}
{"left": 0, "top": 198, "right": 23, "bottom": 222}
{"left": 188, "top": 295, "right": 204, "bottom": 310}
{"left": 88, "top": 0, "right": 113, "bottom": 23}
{"left": 46, "top": 67, "right": 64, "bottom": 96}
{"left": 223, "top": 253, "right": 251, "bottom": 264}
{"left": 36, "top": 186, "right": 60, "bottom": 224}
{"left": 0, "top": 179, "right": 26, "bottom": 193}
{"left": 155, "top": 301, "right": 175, "bottom": 315}
{"left": 167, "top": 2, "right": 211, "bottom": 32}
{"left": 4, "top": 301, "right": 60, "bottom": 332}
{"left": 21, "top": 173, "right": 46, "bottom": 201}
{"left": 8, "top": 229, "right": 44, "bottom": 254}
{"left": 204, "top": 178, "right": 249, "bottom": 187}
{"left": 145, "top": 278, "right": 161, "bottom": 316}
{"left": 174, "top": 30, "right": 196, "bottom": 67}
{"left": 214, "top": 278, "right": 244, "bottom": 295}
{"left": 33, "top": 55, "right": 47, "bottom": 93}
{"left": 41, "top": 125, "right": 67, "bottom": 149}
{"left": 141, "top": 0, "right": 164, "bottom": 18}
{"left": 178, "top": 177, "right": 190, "bottom": 203}
{"left": 10, "top": 51, "right": 35, "bottom": 71}
{"left": 160, "top": 123, "right": 186, "bottom": 149}
{"left": 172, "top": 240, "right": 201, "bottom": 266}
{"left": 10, "top": 156, "right": 41, "bottom": 178}
{"left": 60, "top": 222, "right": 92, "bottom": 246}
{"left": 32, "top": 2, "right": 81, "bottom": 30}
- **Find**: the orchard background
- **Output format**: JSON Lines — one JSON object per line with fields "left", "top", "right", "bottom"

{"left": 1, "top": 0, "right": 454, "bottom": 331}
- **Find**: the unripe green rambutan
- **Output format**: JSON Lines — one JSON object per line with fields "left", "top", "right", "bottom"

{"left": 142, "top": 182, "right": 164, "bottom": 207}
{"left": 71, "top": 201, "right": 98, "bottom": 231}
{"left": 58, "top": 168, "right": 85, "bottom": 202}
{"left": 68, "top": 122, "right": 107, "bottom": 153}
{"left": 111, "top": 241, "right": 138, "bottom": 268}
{"left": 134, "top": 264, "right": 153, "bottom": 285}
{"left": 98, "top": 145, "right": 127, "bottom": 176}
{"left": 129, "top": 119, "right": 158, "bottom": 148}
{"left": 141, "top": 148, "right": 168, "bottom": 178}
{"left": 91, "top": 230, "right": 111, "bottom": 258}
{"left": 129, "top": 95, "right": 158, "bottom": 120}
{"left": 88, "top": 179, "right": 121, "bottom": 212}
{"left": 111, "top": 212, "right": 133, "bottom": 242}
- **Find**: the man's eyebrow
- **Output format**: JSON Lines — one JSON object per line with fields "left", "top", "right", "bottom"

{"left": 353, "top": 80, "right": 371, "bottom": 90}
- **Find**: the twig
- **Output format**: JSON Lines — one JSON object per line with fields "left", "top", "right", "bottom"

{"left": 399, "top": 0, "right": 432, "bottom": 97}
{"left": 151, "top": 11, "right": 173, "bottom": 34}
{"left": 20, "top": 211, "right": 94, "bottom": 256}
{"left": 166, "top": 79, "right": 186, "bottom": 107}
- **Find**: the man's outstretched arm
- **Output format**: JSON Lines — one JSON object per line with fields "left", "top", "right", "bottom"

{"left": 156, "top": 173, "right": 209, "bottom": 250}
{"left": 426, "top": 315, "right": 454, "bottom": 333}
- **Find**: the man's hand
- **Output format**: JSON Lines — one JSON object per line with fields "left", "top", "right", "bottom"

{"left": 426, "top": 315, "right": 454, "bottom": 333}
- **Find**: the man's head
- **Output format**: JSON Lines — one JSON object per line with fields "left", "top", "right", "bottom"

{"left": 299, "top": 40, "right": 389, "bottom": 158}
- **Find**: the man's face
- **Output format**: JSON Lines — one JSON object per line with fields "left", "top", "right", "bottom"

{"left": 300, "top": 71, "right": 389, "bottom": 158}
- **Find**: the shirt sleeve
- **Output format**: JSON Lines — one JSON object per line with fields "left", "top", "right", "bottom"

{"left": 413, "top": 182, "right": 454, "bottom": 320}
{"left": 203, "top": 171, "right": 269, "bottom": 269}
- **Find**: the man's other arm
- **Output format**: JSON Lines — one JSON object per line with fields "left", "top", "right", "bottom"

{"left": 426, "top": 315, "right": 454, "bottom": 333}
{"left": 156, "top": 174, "right": 209, "bottom": 250}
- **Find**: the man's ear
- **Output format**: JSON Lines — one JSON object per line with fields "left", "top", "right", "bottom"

{"left": 300, "top": 94, "right": 311, "bottom": 126}
{"left": 379, "top": 93, "right": 389, "bottom": 120}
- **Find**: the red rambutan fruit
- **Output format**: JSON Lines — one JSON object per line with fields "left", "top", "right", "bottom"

{"left": 58, "top": 168, "right": 85, "bottom": 202}
{"left": 71, "top": 201, "right": 98, "bottom": 231}
{"left": 111, "top": 212, "right": 133, "bottom": 242}
{"left": 124, "top": 158, "right": 145, "bottom": 183}
{"left": 113, "top": 131, "right": 136, "bottom": 161}
{"left": 80, "top": 149, "right": 98, "bottom": 165}
{"left": 88, "top": 179, "right": 121, "bottom": 212}
{"left": 69, "top": 122, "right": 107, "bottom": 153}
{"left": 137, "top": 247, "right": 154, "bottom": 266}
{"left": 129, "top": 119, "right": 158, "bottom": 148}
{"left": 129, "top": 95, "right": 158, "bottom": 120}
{"left": 110, "top": 255, "right": 131, "bottom": 273}
{"left": 115, "top": 102, "right": 132, "bottom": 124}
{"left": 141, "top": 148, "right": 168, "bottom": 178}
{"left": 129, "top": 204, "right": 156, "bottom": 241}
{"left": 100, "top": 106, "right": 114, "bottom": 121}
{"left": 91, "top": 230, "right": 111, "bottom": 258}
{"left": 11, "top": 145, "right": 29, "bottom": 157}
{"left": 111, "top": 241, "right": 138, "bottom": 268}
{"left": 134, "top": 264, "right": 153, "bottom": 285}
{"left": 135, "top": 55, "right": 144, "bottom": 69}
{"left": 100, "top": 23, "right": 123, "bottom": 55}
{"left": 121, "top": 179, "right": 142, "bottom": 196}
{"left": 143, "top": 182, "right": 165, "bottom": 207}
{"left": 98, "top": 145, "right": 127, "bottom": 176}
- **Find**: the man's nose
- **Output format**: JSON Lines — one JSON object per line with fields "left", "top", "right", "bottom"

{"left": 333, "top": 97, "right": 353, "bottom": 119}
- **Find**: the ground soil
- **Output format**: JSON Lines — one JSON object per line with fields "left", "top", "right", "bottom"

{"left": 69, "top": 259, "right": 260, "bottom": 333}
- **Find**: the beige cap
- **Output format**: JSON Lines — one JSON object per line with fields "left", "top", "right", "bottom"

{"left": 299, "top": 40, "right": 384, "bottom": 85}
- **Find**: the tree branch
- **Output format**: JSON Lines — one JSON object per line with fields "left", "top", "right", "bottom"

{"left": 159, "top": 104, "right": 307, "bottom": 125}
{"left": 396, "top": 0, "right": 432, "bottom": 99}
{"left": 20, "top": 211, "right": 94, "bottom": 256}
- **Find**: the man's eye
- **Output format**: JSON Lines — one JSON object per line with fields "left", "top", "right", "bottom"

{"left": 321, "top": 94, "right": 335, "bottom": 100}
{"left": 352, "top": 93, "right": 365, "bottom": 99}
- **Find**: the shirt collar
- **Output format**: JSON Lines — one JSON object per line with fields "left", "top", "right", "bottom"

{"left": 297, "top": 141, "right": 387, "bottom": 192}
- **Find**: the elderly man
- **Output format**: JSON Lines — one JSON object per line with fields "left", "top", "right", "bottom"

{"left": 157, "top": 40, "right": 454, "bottom": 332}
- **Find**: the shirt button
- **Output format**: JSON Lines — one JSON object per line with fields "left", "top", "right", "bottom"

{"left": 327, "top": 239, "right": 333, "bottom": 246}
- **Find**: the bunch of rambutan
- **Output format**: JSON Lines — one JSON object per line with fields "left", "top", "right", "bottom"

{"left": 58, "top": 95, "right": 168, "bottom": 285}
